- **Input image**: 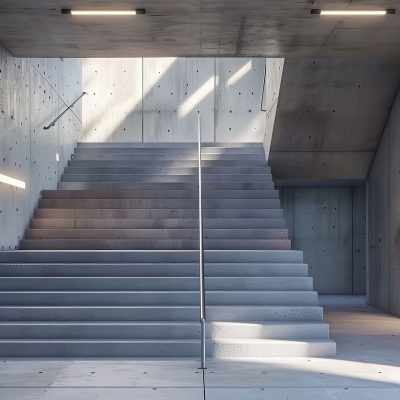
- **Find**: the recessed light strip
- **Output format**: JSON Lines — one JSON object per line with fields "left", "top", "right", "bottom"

{"left": 311, "top": 8, "right": 395, "bottom": 16}
{"left": 61, "top": 9, "right": 145, "bottom": 16}
{"left": 0, "top": 173, "right": 26, "bottom": 189}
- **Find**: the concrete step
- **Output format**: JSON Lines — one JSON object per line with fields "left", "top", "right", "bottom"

{"left": 58, "top": 182, "right": 275, "bottom": 190}
{"left": 0, "top": 305, "right": 323, "bottom": 322}
{"left": 0, "top": 321, "right": 329, "bottom": 340}
{"left": 209, "top": 338, "right": 336, "bottom": 357}
{"left": 38, "top": 198, "right": 281, "bottom": 209}
{"left": 0, "top": 291, "right": 318, "bottom": 306}
{"left": 0, "top": 250, "right": 304, "bottom": 263}
{"left": 0, "top": 276, "right": 312, "bottom": 291}
{"left": 0, "top": 338, "right": 335, "bottom": 357}
{"left": 34, "top": 208, "right": 284, "bottom": 219}
{"left": 19, "top": 238, "right": 292, "bottom": 250}
{"left": 0, "top": 339, "right": 200, "bottom": 357}
{"left": 42, "top": 189, "right": 279, "bottom": 199}
{"left": 25, "top": 228, "right": 289, "bottom": 240}
{"left": 65, "top": 166, "right": 270, "bottom": 175}
{"left": 30, "top": 218, "right": 287, "bottom": 229}
{"left": 0, "top": 263, "right": 309, "bottom": 277}
{"left": 60, "top": 174, "right": 272, "bottom": 183}
{"left": 68, "top": 160, "right": 269, "bottom": 168}
{"left": 207, "top": 321, "right": 329, "bottom": 340}
{"left": 77, "top": 142, "right": 264, "bottom": 149}
{"left": 72, "top": 153, "right": 266, "bottom": 161}
{"left": 74, "top": 147, "right": 265, "bottom": 155}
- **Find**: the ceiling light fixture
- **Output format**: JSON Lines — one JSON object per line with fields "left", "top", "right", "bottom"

{"left": 61, "top": 9, "right": 145, "bottom": 16}
{"left": 311, "top": 8, "right": 395, "bottom": 16}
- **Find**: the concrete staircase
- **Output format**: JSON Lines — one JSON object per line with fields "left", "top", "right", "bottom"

{"left": 0, "top": 142, "right": 336, "bottom": 357}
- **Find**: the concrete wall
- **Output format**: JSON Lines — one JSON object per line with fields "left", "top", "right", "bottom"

{"left": 281, "top": 186, "right": 366, "bottom": 295}
{"left": 269, "top": 58, "right": 400, "bottom": 182}
{"left": 367, "top": 87, "right": 400, "bottom": 316}
{"left": 263, "top": 58, "right": 284, "bottom": 158}
{"left": 0, "top": 45, "right": 82, "bottom": 250}
{"left": 82, "top": 58, "right": 266, "bottom": 142}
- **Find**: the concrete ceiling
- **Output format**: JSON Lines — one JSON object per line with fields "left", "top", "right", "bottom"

{"left": 269, "top": 58, "right": 400, "bottom": 183}
{"left": 2, "top": 1, "right": 400, "bottom": 57}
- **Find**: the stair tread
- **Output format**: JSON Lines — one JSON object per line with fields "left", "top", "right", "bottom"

{"left": 0, "top": 339, "right": 333, "bottom": 343}
{"left": 0, "top": 304, "right": 322, "bottom": 310}
{"left": 0, "top": 321, "right": 327, "bottom": 325}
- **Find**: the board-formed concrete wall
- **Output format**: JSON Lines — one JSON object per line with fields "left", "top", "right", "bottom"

{"left": 82, "top": 58, "right": 266, "bottom": 142}
{"left": 367, "top": 87, "right": 400, "bottom": 316}
{"left": 0, "top": 45, "right": 82, "bottom": 250}
{"left": 281, "top": 186, "right": 366, "bottom": 295}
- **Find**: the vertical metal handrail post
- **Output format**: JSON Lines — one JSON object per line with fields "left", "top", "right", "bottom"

{"left": 198, "top": 113, "right": 206, "bottom": 369}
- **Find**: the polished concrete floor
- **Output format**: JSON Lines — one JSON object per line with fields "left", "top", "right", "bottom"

{"left": 1, "top": 296, "right": 399, "bottom": 399}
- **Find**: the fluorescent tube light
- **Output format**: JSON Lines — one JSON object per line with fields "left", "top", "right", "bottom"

{"left": 311, "top": 8, "right": 395, "bottom": 16}
{"left": 61, "top": 9, "right": 145, "bottom": 16}
{"left": 0, "top": 173, "right": 26, "bottom": 189}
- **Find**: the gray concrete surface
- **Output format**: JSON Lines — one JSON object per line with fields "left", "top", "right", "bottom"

{"left": 269, "top": 58, "right": 400, "bottom": 182}
{"left": 367, "top": 81, "right": 400, "bottom": 317}
{"left": 0, "top": 247, "right": 334, "bottom": 357}
{"left": 0, "top": 43, "right": 82, "bottom": 250}
{"left": 263, "top": 58, "right": 284, "bottom": 159}
{"left": 3, "top": 2, "right": 400, "bottom": 58}
{"left": 82, "top": 58, "right": 266, "bottom": 142}
{"left": 0, "top": 297, "right": 399, "bottom": 399}
{"left": 281, "top": 187, "right": 366, "bottom": 295}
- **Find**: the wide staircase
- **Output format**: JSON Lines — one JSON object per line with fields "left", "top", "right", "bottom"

{"left": 0, "top": 142, "right": 336, "bottom": 357}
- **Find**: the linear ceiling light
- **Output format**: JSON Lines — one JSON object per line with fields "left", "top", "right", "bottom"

{"left": 311, "top": 8, "right": 395, "bottom": 16}
{"left": 61, "top": 9, "right": 145, "bottom": 16}
{"left": 0, "top": 173, "right": 26, "bottom": 189}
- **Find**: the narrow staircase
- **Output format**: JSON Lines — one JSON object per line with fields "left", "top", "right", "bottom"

{"left": 0, "top": 142, "right": 336, "bottom": 357}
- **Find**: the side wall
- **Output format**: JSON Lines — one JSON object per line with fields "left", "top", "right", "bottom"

{"left": 263, "top": 58, "right": 284, "bottom": 158}
{"left": 0, "top": 45, "right": 82, "bottom": 250}
{"left": 281, "top": 186, "right": 366, "bottom": 295}
{"left": 82, "top": 58, "right": 266, "bottom": 142}
{"left": 367, "top": 87, "right": 400, "bottom": 316}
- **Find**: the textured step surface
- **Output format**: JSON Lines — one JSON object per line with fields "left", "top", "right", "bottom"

{"left": 0, "top": 290, "right": 318, "bottom": 306}
{"left": 25, "top": 228, "right": 289, "bottom": 240}
{"left": 34, "top": 208, "right": 284, "bottom": 218}
{"left": 0, "top": 250, "right": 304, "bottom": 263}
{"left": 0, "top": 338, "right": 336, "bottom": 357}
{"left": 0, "top": 276, "right": 312, "bottom": 291}
{"left": 58, "top": 181, "right": 276, "bottom": 190}
{"left": 42, "top": 189, "right": 280, "bottom": 199}
{"left": 30, "top": 218, "right": 287, "bottom": 229}
{"left": 38, "top": 198, "right": 281, "bottom": 209}
{"left": 0, "top": 263, "right": 310, "bottom": 277}
{"left": 0, "top": 321, "right": 329, "bottom": 340}
{"left": 19, "top": 238, "right": 292, "bottom": 250}
{"left": 0, "top": 305, "right": 323, "bottom": 322}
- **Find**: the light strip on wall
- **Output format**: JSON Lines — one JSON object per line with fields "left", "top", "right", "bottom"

{"left": 61, "top": 9, "right": 145, "bottom": 16}
{"left": 311, "top": 9, "right": 395, "bottom": 16}
{"left": 0, "top": 173, "right": 26, "bottom": 189}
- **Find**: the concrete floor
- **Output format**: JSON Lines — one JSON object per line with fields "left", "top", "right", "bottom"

{"left": 1, "top": 296, "right": 399, "bottom": 399}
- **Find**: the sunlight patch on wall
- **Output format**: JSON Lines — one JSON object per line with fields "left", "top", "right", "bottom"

{"left": 226, "top": 61, "right": 252, "bottom": 87}
{"left": 178, "top": 76, "right": 216, "bottom": 119}
{"left": 0, "top": 173, "right": 26, "bottom": 189}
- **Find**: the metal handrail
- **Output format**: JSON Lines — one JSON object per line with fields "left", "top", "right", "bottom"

{"left": 198, "top": 113, "right": 206, "bottom": 369}
{"left": 43, "top": 92, "right": 87, "bottom": 130}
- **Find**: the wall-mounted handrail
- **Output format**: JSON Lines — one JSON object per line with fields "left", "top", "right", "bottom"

{"left": 260, "top": 60, "right": 267, "bottom": 112}
{"left": 43, "top": 92, "right": 87, "bottom": 130}
{"left": 198, "top": 113, "right": 206, "bottom": 369}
